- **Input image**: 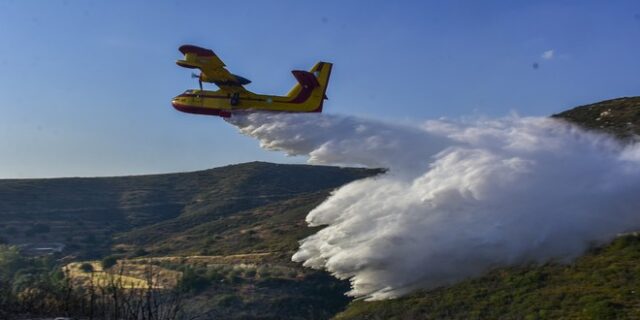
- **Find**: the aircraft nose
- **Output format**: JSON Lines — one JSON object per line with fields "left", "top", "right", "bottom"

{"left": 171, "top": 98, "right": 184, "bottom": 111}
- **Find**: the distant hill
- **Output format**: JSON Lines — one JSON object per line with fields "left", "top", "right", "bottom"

{"left": 0, "top": 162, "right": 377, "bottom": 257}
{"left": 113, "top": 162, "right": 380, "bottom": 256}
{"left": 0, "top": 162, "right": 380, "bottom": 319}
{"left": 553, "top": 96, "right": 640, "bottom": 139}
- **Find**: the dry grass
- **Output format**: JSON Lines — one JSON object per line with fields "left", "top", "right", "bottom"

{"left": 65, "top": 260, "right": 181, "bottom": 289}
{"left": 130, "top": 252, "right": 275, "bottom": 265}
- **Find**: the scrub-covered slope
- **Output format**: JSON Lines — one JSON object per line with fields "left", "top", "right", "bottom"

{"left": 336, "top": 96, "right": 640, "bottom": 320}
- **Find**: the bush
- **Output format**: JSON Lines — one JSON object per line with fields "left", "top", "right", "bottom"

{"left": 206, "top": 268, "right": 225, "bottom": 282}
{"left": 132, "top": 247, "right": 148, "bottom": 257}
{"left": 611, "top": 234, "right": 640, "bottom": 250}
{"left": 0, "top": 246, "right": 25, "bottom": 278}
{"left": 226, "top": 274, "right": 243, "bottom": 284}
{"left": 582, "top": 300, "right": 621, "bottom": 319}
{"left": 244, "top": 269, "right": 257, "bottom": 278}
{"left": 179, "top": 267, "right": 210, "bottom": 293}
{"left": 79, "top": 263, "right": 94, "bottom": 273}
{"left": 101, "top": 256, "right": 118, "bottom": 270}
{"left": 257, "top": 266, "right": 271, "bottom": 279}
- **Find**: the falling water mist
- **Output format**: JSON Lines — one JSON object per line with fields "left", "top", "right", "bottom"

{"left": 227, "top": 112, "right": 640, "bottom": 300}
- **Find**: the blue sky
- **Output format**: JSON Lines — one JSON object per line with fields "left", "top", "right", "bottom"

{"left": 1, "top": 0, "right": 639, "bottom": 178}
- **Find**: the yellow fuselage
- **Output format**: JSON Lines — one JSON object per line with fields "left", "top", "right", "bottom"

{"left": 172, "top": 62, "right": 332, "bottom": 118}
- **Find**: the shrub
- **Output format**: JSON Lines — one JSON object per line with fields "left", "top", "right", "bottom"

{"left": 79, "top": 263, "right": 94, "bottom": 273}
{"left": 582, "top": 301, "right": 622, "bottom": 319}
{"left": 244, "top": 269, "right": 257, "bottom": 278}
{"left": 0, "top": 245, "right": 25, "bottom": 278}
{"left": 179, "top": 267, "right": 210, "bottom": 293}
{"left": 257, "top": 266, "right": 271, "bottom": 279}
{"left": 132, "top": 247, "right": 148, "bottom": 257}
{"left": 101, "top": 256, "right": 118, "bottom": 270}
{"left": 206, "top": 268, "right": 225, "bottom": 282}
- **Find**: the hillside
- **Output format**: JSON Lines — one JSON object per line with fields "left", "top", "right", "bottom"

{"left": 3, "top": 96, "right": 640, "bottom": 319}
{"left": 337, "top": 96, "right": 640, "bottom": 320}
{"left": 0, "top": 162, "right": 376, "bottom": 257}
{"left": 337, "top": 234, "right": 640, "bottom": 319}
{"left": 552, "top": 96, "right": 640, "bottom": 139}
{"left": 0, "top": 162, "right": 380, "bottom": 319}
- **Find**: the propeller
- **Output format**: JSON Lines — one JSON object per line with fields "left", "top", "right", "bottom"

{"left": 191, "top": 73, "right": 203, "bottom": 91}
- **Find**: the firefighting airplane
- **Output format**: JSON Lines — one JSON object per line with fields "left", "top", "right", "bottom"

{"left": 171, "top": 45, "right": 332, "bottom": 118}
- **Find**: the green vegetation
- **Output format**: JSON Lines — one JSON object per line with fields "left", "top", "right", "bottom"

{"left": 0, "top": 245, "right": 67, "bottom": 318}
{"left": 0, "top": 162, "right": 379, "bottom": 319}
{"left": 132, "top": 247, "right": 148, "bottom": 257}
{"left": 101, "top": 255, "right": 118, "bottom": 269}
{"left": 336, "top": 234, "right": 640, "bottom": 320}
{"left": 0, "top": 245, "right": 190, "bottom": 319}
{"left": 79, "top": 262, "right": 94, "bottom": 273}
{"left": 178, "top": 266, "right": 210, "bottom": 293}
{"left": 0, "top": 162, "right": 377, "bottom": 259}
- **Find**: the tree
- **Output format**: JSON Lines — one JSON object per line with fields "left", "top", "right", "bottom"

{"left": 132, "top": 247, "right": 148, "bottom": 257}
{"left": 0, "top": 245, "right": 25, "bottom": 279}
{"left": 79, "top": 263, "right": 94, "bottom": 273}
{"left": 179, "top": 267, "right": 210, "bottom": 293}
{"left": 101, "top": 256, "right": 118, "bottom": 270}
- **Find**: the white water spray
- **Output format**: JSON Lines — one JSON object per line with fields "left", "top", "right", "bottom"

{"left": 227, "top": 112, "right": 640, "bottom": 300}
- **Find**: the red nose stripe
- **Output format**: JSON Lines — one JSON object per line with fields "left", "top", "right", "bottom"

{"left": 172, "top": 102, "right": 230, "bottom": 118}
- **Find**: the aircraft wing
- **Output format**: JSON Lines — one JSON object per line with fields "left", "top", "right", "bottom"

{"left": 176, "top": 45, "right": 249, "bottom": 92}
